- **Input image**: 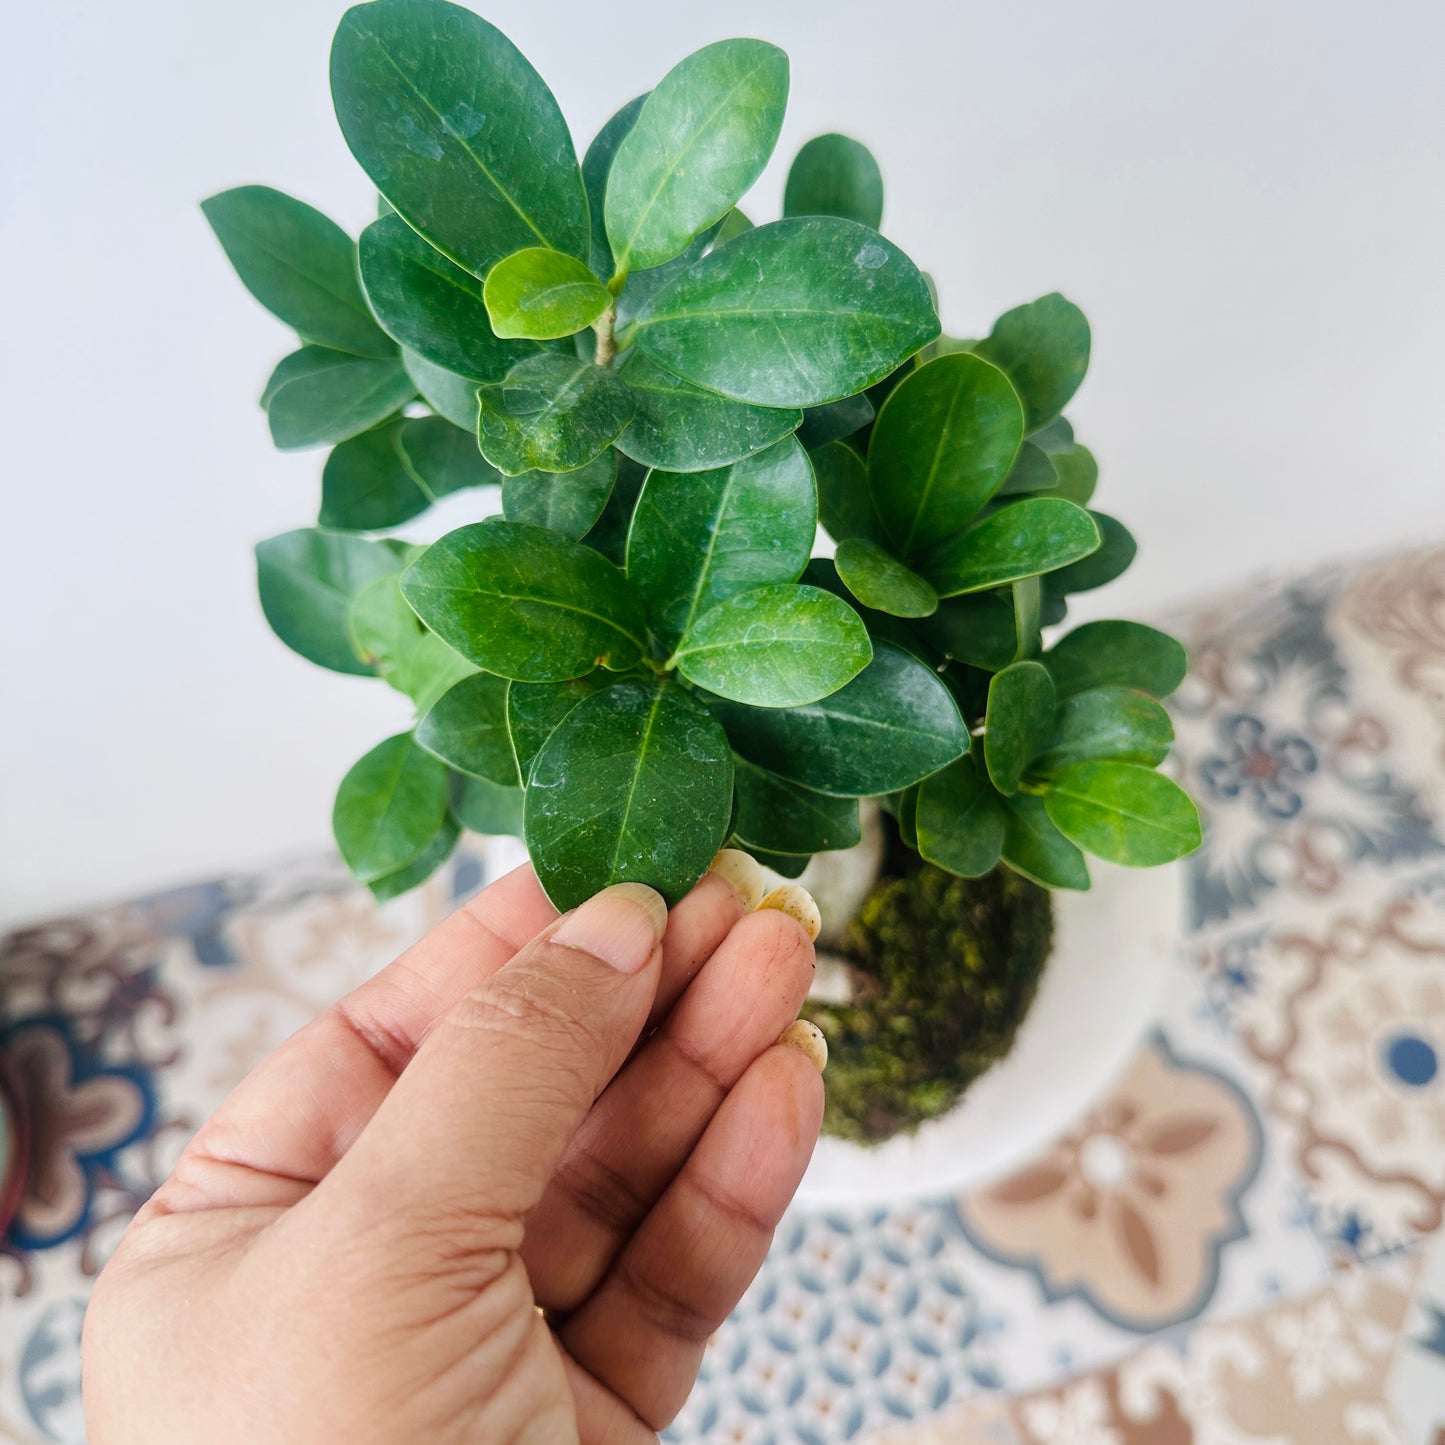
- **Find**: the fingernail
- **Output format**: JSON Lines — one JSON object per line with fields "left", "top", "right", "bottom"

{"left": 758, "top": 884, "right": 822, "bottom": 941}
{"left": 708, "top": 848, "right": 766, "bottom": 911}
{"left": 552, "top": 882, "right": 667, "bottom": 974}
{"left": 778, "top": 1019, "right": 828, "bottom": 1074}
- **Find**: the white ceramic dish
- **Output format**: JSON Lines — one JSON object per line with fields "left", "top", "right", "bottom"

{"left": 794, "top": 861, "right": 1183, "bottom": 1209}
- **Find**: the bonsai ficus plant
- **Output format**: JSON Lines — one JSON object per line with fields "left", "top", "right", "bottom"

{"left": 206, "top": 0, "right": 1202, "bottom": 1138}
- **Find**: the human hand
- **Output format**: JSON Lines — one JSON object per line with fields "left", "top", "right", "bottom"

{"left": 82, "top": 856, "right": 825, "bottom": 1443}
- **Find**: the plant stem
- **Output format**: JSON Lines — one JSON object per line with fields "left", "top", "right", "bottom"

{"left": 594, "top": 305, "right": 617, "bottom": 367}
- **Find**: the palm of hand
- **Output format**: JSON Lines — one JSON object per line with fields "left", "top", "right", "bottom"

{"left": 82, "top": 864, "right": 822, "bottom": 1443}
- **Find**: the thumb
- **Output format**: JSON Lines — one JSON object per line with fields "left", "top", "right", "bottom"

{"left": 322, "top": 882, "right": 667, "bottom": 1245}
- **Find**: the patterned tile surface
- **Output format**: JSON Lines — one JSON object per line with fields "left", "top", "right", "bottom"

{"left": 3, "top": 547, "right": 1445, "bottom": 1442}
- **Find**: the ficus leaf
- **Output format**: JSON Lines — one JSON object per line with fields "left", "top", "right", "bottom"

{"left": 605, "top": 39, "right": 789, "bottom": 275}
{"left": 797, "top": 393, "right": 874, "bottom": 450}
{"left": 401, "top": 349, "right": 482, "bottom": 430}
{"left": 1013, "top": 574, "right": 1043, "bottom": 660}
{"left": 1045, "top": 512, "right": 1137, "bottom": 594}
{"left": 731, "top": 756, "right": 861, "bottom": 856}
{"left": 812, "top": 439, "right": 881, "bottom": 544}
{"left": 783, "top": 133, "right": 883, "bottom": 229}
{"left": 500, "top": 449, "right": 617, "bottom": 539}
{"left": 478, "top": 354, "right": 634, "bottom": 475}
{"left": 673, "top": 584, "right": 872, "bottom": 707}
{"left": 1049, "top": 445, "right": 1100, "bottom": 506}
{"left": 348, "top": 572, "right": 477, "bottom": 713}
{"left": 1043, "top": 760, "right": 1203, "bottom": 866}
{"left": 202, "top": 185, "right": 395, "bottom": 358}
{"left": 359, "top": 215, "right": 535, "bottom": 379}
{"left": 983, "top": 660, "right": 1056, "bottom": 794}
{"left": 916, "top": 756, "right": 1008, "bottom": 878}
{"left": 974, "top": 292, "right": 1091, "bottom": 431}
{"left": 582, "top": 94, "right": 647, "bottom": 280}
{"left": 333, "top": 732, "right": 451, "bottom": 883}
{"left": 1045, "top": 620, "right": 1189, "bottom": 699}
{"left": 868, "top": 352, "right": 1025, "bottom": 558}
{"left": 616, "top": 351, "right": 801, "bottom": 473}
{"left": 264, "top": 347, "right": 415, "bottom": 450}
{"left": 996, "top": 439, "right": 1059, "bottom": 496}
{"left": 918, "top": 498, "right": 1101, "bottom": 598}
{"left": 506, "top": 672, "right": 614, "bottom": 780}
{"left": 451, "top": 773, "right": 524, "bottom": 837}
{"left": 834, "top": 538, "right": 938, "bottom": 618}
{"left": 579, "top": 454, "right": 647, "bottom": 567}
{"left": 483, "top": 248, "right": 612, "bottom": 340}
{"left": 320, "top": 419, "right": 434, "bottom": 531}
{"left": 255, "top": 529, "right": 406, "bottom": 675}
{"left": 415, "top": 671, "right": 520, "bottom": 786}
{"left": 1001, "top": 792, "right": 1091, "bottom": 891}
{"left": 1029, "top": 686, "right": 1175, "bottom": 775}
{"left": 330, "top": 0, "right": 589, "bottom": 275}
{"left": 368, "top": 810, "right": 461, "bottom": 902}
{"left": 710, "top": 640, "right": 969, "bottom": 796}
{"left": 626, "top": 437, "right": 816, "bottom": 647}
{"left": 402, "top": 520, "right": 646, "bottom": 680}
{"left": 916, "top": 592, "right": 1019, "bottom": 672}
{"left": 525, "top": 677, "right": 734, "bottom": 909}
{"left": 396, "top": 415, "right": 502, "bottom": 498}
{"left": 632, "top": 217, "right": 938, "bottom": 407}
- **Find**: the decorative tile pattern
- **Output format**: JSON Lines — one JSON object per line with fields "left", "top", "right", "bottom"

{"left": 3, "top": 545, "right": 1445, "bottom": 1444}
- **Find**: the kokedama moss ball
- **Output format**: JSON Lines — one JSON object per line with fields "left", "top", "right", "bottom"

{"left": 804, "top": 859, "right": 1053, "bottom": 1143}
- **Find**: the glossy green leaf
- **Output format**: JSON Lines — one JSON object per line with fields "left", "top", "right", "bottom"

{"left": 255, "top": 528, "right": 405, "bottom": 675}
{"left": 1044, "top": 761, "right": 1202, "bottom": 866}
{"left": 917, "top": 592, "right": 1018, "bottom": 671}
{"left": 368, "top": 811, "right": 461, "bottom": 902}
{"left": 1030, "top": 686, "right": 1174, "bottom": 775}
{"left": 813, "top": 440, "right": 880, "bottom": 544}
{"left": 783, "top": 133, "right": 883, "bottom": 229}
{"left": 974, "top": 293, "right": 1090, "bottom": 431}
{"left": 613, "top": 221, "right": 722, "bottom": 330}
{"left": 1013, "top": 575, "right": 1043, "bottom": 659}
{"left": 868, "top": 353, "right": 1025, "bottom": 558}
{"left": 633, "top": 217, "right": 938, "bottom": 407}
{"left": 713, "top": 208, "right": 754, "bottom": 245}
{"left": 605, "top": 39, "right": 788, "bottom": 275}
{"left": 506, "top": 672, "right": 613, "bottom": 780}
{"left": 320, "top": 420, "right": 432, "bottom": 531}
{"left": 616, "top": 351, "right": 800, "bottom": 472}
{"left": 501, "top": 449, "right": 616, "bottom": 539}
{"left": 525, "top": 678, "right": 734, "bottom": 909}
{"left": 333, "top": 732, "right": 451, "bottom": 883}
{"left": 1001, "top": 793, "right": 1091, "bottom": 890}
{"left": 673, "top": 584, "right": 871, "bottom": 707}
{"left": 349, "top": 573, "right": 476, "bottom": 713}
{"left": 264, "top": 347, "right": 415, "bottom": 450}
{"left": 1045, "top": 512, "right": 1136, "bottom": 594}
{"left": 580, "top": 453, "right": 647, "bottom": 566}
{"left": 916, "top": 756, "right": 1007, "bottom": 878}
{"left": 983, "top": 661, "right": 1055, "bottom": 794}
{"left": 996, "top": 440, "right": 1059, "bottom": 496}
{"left": 203, "top": 185, "right": 394, "bottom": 358}
{"left": 711, "top": 641, "right": 969, "bottom": 796}
{"left": 1049, "top": 445, "right": 1099, "bottom": 506}
{"left": 330, "top": 0, "right": 588, "bottom": 275}
{"left": 747, "top": 847, "right": 810, "bottom": 878}
{"left": 396, "top": 415, "right": 502, "bottom": 497}
{"left": 800, "top": 558, "right": 933, "bottom": 661}
{"left": 919, "top": 498, "right": 1101, "bottom": 598}
{"left": 478, "top": 354, "right": 634, "bottom": 475}
{"left": 1046, "top": 620, "right": 1189, "bottom": 699}
{"left": 401, "top": 349, "right": 482, "bottom": 430}
{"left": 731, "top": 756, "right": 861, "bottom": 855}
{"left": 415, "top": 671, "right": 520, "bottom": 785}
{"left": 626, "top": 437, "right": 816, "bottom": 646}
{"left": 402, "top": 520, "right": 646, "bottom": 679}
{"left": 483, "top": 248, "right": 612, "bottom": 340}
{"left": 451, "top": 774, "right": 524, "bottom": 837}
{"left": 835, "top": 538, "right": 938, "bottom": 618}
{"left": 893, "top": 784, "right": 920, "bottom": 850}
{"left": 1030, "top": 416, "right": 1075, "bottom": 453}
{"left": 359, "top": 215, "right": 535, "bottom": 379}
{"left": 583, "top": 94, "right": 647, "bottom": 280}
{"left": 797, "top": 393, "right": 874, "bottom": 449}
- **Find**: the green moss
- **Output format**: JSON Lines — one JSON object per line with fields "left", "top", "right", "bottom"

{"left": 803, "top": 856, "right": 1053, "bottom": 1143}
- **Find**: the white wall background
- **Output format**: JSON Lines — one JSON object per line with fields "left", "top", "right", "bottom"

{"left": 3, "top": 0, "right": 1442, "bottom": 926}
